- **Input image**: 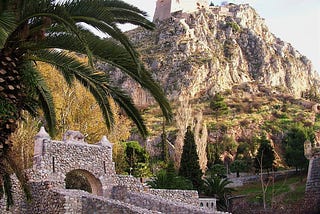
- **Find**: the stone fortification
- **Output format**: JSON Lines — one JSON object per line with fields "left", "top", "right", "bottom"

{"left": 1, "top": 128, "right": 226, "bottom": 213}
{"left": 154, "top": 0, "right": 208, "bottom": 21}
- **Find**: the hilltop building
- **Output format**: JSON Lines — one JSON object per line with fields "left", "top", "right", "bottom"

{"left": 153, "top": 0, "right": 208, "bottom": 21}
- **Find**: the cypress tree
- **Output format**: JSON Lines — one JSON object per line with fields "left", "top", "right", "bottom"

{"left": 161, "top": 121, "right": 170, "bottom": 163}
{"left": 254, "top": 135, "right": 275, "bottom": 174}
{"left": 179, "top": 126, "right": 203, "bottom": 191}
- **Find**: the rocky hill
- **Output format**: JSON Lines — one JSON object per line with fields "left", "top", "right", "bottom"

{"left": 99, "top": 4, "right": 320, "bottom": 172}
{"left": 121, "top": 3, "right": 318, "bottom": 105}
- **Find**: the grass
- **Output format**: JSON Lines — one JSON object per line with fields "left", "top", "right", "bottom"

{"left": 234, "top": 174, "right": 306, "bottom": 206}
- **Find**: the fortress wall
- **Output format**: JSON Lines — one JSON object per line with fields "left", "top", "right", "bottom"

{"left": 154, "top": 0, "right": 208, "bottom": 21}
{"left": 153, "top": 0, "right": 172, "bottom": 21}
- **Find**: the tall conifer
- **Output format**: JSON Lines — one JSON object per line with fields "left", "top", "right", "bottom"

{"left": 179, "top": 126, "right": 203, "bottom": 191}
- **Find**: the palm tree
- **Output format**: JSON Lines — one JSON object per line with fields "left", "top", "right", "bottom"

{"left": 203, "top": 176, "right": 235, "bottom": 211}
{"left": 0, "top": 0, "right": 172, "bottom": 204}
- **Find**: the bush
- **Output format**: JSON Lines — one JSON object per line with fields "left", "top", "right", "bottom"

{"left": 209, "top": 164, "right": 227, "bottom": 178}
{"left": 226, "top": 21, "right": 241, "bottom": 32}
{"left": 203, "top": 176, "right": 235, "bottom": 211}
{"left": 147, "top": 162, "right": 193, "bottom": 190}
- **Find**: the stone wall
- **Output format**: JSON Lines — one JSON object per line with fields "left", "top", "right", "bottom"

{"left": 111, "top": 186, "right": 215, "bottom": 214}
{"left": 30, "top": 135, "right": 116, "bottom": 197}
{"left": 228, "top": 170, "right": 298, "bottom": 187}
{"left": 153, "top": 0, "right": 208, "bottom": 21}
{"left": 115, "top": 175, "right": 145, "bottom": 193}
{"left": 305, "top": 157, "right": 320, "bottom": 213}
{"left": 1, "top": 129, "right": 225, "bottom": 213}
{"left": 148, "top": 189, "right": 199, "bottom": 206}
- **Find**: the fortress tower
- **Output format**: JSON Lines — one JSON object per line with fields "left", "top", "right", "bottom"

{"left": 153, "top": 0, "right": 208, "bottom": 21}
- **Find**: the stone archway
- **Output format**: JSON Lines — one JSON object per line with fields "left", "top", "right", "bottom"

{"left": 65, "top": 169, "right": 103, "bottom": 196}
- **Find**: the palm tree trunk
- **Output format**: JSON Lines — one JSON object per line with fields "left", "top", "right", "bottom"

{"left": 0, "top": 50, "right": 25, "bottom": 177}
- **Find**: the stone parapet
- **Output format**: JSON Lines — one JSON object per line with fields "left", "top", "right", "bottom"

{"left": 115, "top": 175, "right": 145, "bottom": 192}
{"left": 148, "top": 188, "right": 199, "bottom": 206}
{"left": 113, "top": 189, "right": 212, "bottom": 214}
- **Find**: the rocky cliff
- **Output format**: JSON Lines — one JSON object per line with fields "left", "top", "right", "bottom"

{"left": 97, "top": 3, "right": 320, "bottom": 171}
{"left": 119, "top": 3, "right": 318, "bottom": 105}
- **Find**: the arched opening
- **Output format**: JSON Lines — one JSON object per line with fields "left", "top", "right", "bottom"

{"left": 65, "top": 169, "right": 103, "bottom": 196}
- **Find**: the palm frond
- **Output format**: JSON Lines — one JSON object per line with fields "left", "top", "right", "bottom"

{"left": 0, "top": 11, "right": 16, "bottom": 47}
{"left": 34, "top": 32, "right": 173, "bottom": 122}
{"left": 26, "top": 51, "right": 76, "bottom": 86}
{"left": 63, "top": 0, "right": 154, "bottom": 67}
{"left": 72, "top": 17, "right": 141, "bottom": 70}
{"left": 6, "top": 2, "right": 94, "bottom": 67}
{"left": 19, "top": 62, "right": 56, "bottom": 135}
{"left": 107, "top": 84, "right": 147, "bottom": 137}
{"left": 30, "top": 50, "right": 115, "bottom": 130}
{"left": 35, "top": 76, "right": 56, "bottom": 137}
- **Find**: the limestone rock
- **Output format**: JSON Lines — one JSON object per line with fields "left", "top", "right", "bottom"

{"left": 99, "top": 4, "right": 319, "bottom": 107}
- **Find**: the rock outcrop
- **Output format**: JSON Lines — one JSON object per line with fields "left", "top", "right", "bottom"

{"left": 110, "top": 4, "right": 318, "bottom": 106}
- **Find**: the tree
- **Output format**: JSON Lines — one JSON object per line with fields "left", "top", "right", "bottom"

{"left": 230, "top": 159, "right": 247, "bottom": 177}
{"left": 254, "top": 136, "right": 275, "bottom": 174}
{"left": 124, "top": 141, "right": 151, "bottom": 177}
{"left": 209, "top": 164, "right": 227, "bottom": 178}
{"left": 179, "top": 126, "right": 203, "bottom": 191}
{"left": 0, "top": 0, "right": 172, "bottom": 205}
{"left": 254, "top": 136, "right": 275, "bottom": 211}
{"left": 160, "top": 120, "right": 169, "bottom": 163}
{"left": 210, "top": 93, "right": 229, "bottom": 119}
{"left": 203, "top": 176, "right": 235, "bottom": 211}
{"left": 283, "top": 124, "right": 310, "bottom": 172}
{"left": 147, "top": 161, "right": 193, "bottom": 190}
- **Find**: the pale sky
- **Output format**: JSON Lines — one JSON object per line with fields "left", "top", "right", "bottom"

{"left": 121, "top": 0, "right": 320, "bottom": 73}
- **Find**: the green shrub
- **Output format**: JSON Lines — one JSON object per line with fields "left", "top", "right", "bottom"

{"left": 226, "top": 21, "right": 241, "bottom": 32}
{"left": 147, "top": 162, "right": 193, "bottom": 190}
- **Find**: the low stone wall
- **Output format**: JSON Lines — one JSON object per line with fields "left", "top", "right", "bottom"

{"left": 228, "top": 170, "right": 298, "bottom": 187}
{"left": 148, "top": 189, "right": 199, "bottom": 206}
{"left": 199, "top": 198, "right": 217, "bottom": 211}
{"left": 115, "top": 175, "right": 145, "bottom": 192}
{"left": 115, "top": 175, "right": 200, "bottom": 206}
{"left": 111, "top": 185, "right": 217, "bottom": 214}
{"left": 81, "top": 193, "right": 157, "bottom": 214}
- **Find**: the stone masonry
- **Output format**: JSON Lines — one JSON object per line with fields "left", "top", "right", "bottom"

{"left": 0, "top": 128, "right": 228, "bottom": 213}
{"left": 304, "top": 131, "right": 320, "bottom": 213}
{"left": 153, "top": 0, "right": 208, "bottom": 21}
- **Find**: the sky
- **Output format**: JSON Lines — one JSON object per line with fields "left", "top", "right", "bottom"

{"left": 121, "top": 0, "right": 320, "bottom": 73}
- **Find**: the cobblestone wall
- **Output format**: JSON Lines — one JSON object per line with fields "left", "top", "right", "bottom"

{"left": 115, "top": 175, "right": 145, "bottom": 192}
{"left": 111, "top": 186, "right": 218, "bottom": 214}
{"left": 305, "top": 157, "right": 320, "bottom": 213}
{"left": 1, "top": 129, "right": 226, "bottom": 213}
{"left": 148, "top": 189, "right": 199, "bottom": 206}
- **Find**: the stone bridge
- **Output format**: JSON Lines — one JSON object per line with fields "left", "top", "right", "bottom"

{"left": 1, "top": 128, "right": 226, "bottom": 214}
